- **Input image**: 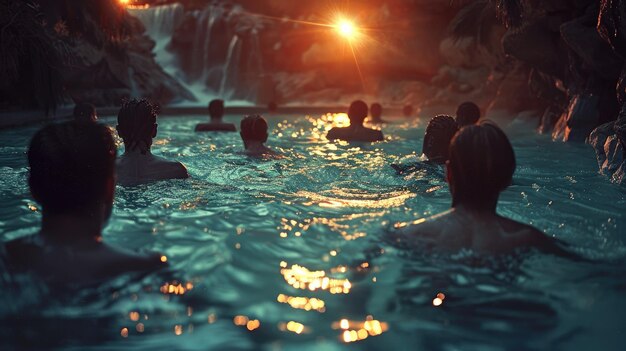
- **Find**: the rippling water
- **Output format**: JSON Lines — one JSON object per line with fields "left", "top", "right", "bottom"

{"left": 0, "top": 113, "right": 625, "bottom": 350}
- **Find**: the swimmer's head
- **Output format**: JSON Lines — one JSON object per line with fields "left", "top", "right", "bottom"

{"left": 456, "top": 101, "right": 481, "bottom": 127}
{"left": 447, "top": 121, "right": 515, "bottom": 210}
{"left": 73, "top": 103, "right": 97, "bottom": 123}
{"left": 116, "top": 99, "right": 158, "bottom": 153}
{"left": 402, "top": 104, "right": 414, "bottom": 118}
{"left": 422, "top": 115, "right": 458, "bottom": 164}
{"left": 28, "top": 121, "right": 116, "bottom": 219}
{"left": 370, "top": 103, "right": 383, "bottom": 120}
{"left": 208, "top": 99, "right": 224, "bottom": 120}
{"left": 348, "top": 100, "right": 368, "bottom": 125}
{"left": 240, "top": 114, "right": 268, "bottom": 147}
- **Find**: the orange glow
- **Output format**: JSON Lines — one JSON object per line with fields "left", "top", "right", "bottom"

{"left": 160, "top": 255, "right": 168, "bottom": 263}
{"left": 335, "top": 19, "right": 358, "bottom": 40}
{"left": 277, "top": 294, "right": 326, "bottom": 312}
{"left": 246, "top": 319, "right": 261, "bottom": 331}
{"left": 280, "top": 263, "right": 352, "bottom": 294}
{"left": 120, "top": 327, "right": 129, "bottom": 338}
{"left": 334, "top": 316, "right": 389, "bottom": 343}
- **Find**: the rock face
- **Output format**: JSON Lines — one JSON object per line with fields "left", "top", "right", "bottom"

{"left": 0, "top": 0, "right": 194, "bottom": 113}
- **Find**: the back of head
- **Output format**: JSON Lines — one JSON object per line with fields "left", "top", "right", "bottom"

{"left": 240, "top": 114, "right": 268, "bottom": 143}
{"left": 422, "top": 115, "right": 458, "bottom": 164}
{"left": 28, "top": 121, "right": 117, "bottom": 215}
{"left": 73, "top": 103, "right": 97, "bottom": 123}
{"left": 208, "top": 99, "right": 225, "bottom": 120}
{"left": 117, "top": 99, "right": 158, "bottom": 151}
{"left": 448, "top": 121, "right": 516, "bottom": 208}
{"left": 370, "top": 103, "right": 383, "bottom": 119}
{"left": 456, "top": 101, "right": 481, "bottom": 127}
{"left": 348, "top": 100, "right": 368, "bottom": 125}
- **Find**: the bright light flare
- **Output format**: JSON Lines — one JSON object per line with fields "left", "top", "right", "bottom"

{"left": 335, "top": 19, "right": 358, "bottom": 40}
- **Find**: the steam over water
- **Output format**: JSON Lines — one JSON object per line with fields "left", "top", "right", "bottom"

{"left": 0, "top": 114, "right": 625, "bottom": 350}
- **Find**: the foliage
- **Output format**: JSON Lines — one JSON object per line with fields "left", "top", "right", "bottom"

{"left": 0, "top": 0, "right": 66, "bottom": 114}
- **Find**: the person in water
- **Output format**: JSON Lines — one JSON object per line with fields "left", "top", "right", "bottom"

{"left": 4, "top": 121, "right": 166, "bottom": 284}
{"left": 73, "top": 102, "right": 98, "bottom": 123}
{"left": 116, "top": 99, "right": 189, "bottom": 185}
{"left": 195, "top": 99, "right": 236, "bottom": 132}
{"left": 392, "top": 115, "right": 458, "bottom": 175}
{"left": 395, "top": 121, "right": 566, "bottom": 254}
{"left": 456, "top": 101, "right": 481, "bottom": 127}
{"left": 369, "top": 103, "right": 385, "bottom": 124}
{"left": 422, "top": 115, "right": 459, "bottom": 164}
{"left": 240, "top": 114, "right": 278, "bottom": 156}
{"left": 327, "top": 100, "right": 384, "bottom": 142}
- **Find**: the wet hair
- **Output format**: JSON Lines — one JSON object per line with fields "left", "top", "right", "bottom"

{"left": 208, "top": 99, "right": 224, "bottom": 120}
{"left": 456, "top": 101, "right": 481, "bottom": 127}
{"left": 240, "top": 114, "right": 268, "bottom": 143}
{"left": 370, "top": 103, "right": 383, "bottom": 119}
{"left": 448, "top": 121, "right": 516, "bottom": 209}
{"left": 268, "top": 101, "right": 278, "bottom": 112}
{"left": 422, "top": 115, "right": 458, "bottom": 164}
{"left": 28, "top": 121, "right": 116, "bottom": 214}
{"left": 116, "top": 99, "right": 158, "bottom": 152}
{"left": 403, "top": 104, "right": 414, "bottom": 117}
{"left": 73, "top": 103, "right": 97, "bottom": 122}
{"left": 348, "top": 100, "right": 368, "bottom": 125}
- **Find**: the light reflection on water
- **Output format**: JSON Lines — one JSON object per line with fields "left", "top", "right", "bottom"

{"left": 0, "top": 113, "right": 625, "bottom": 350}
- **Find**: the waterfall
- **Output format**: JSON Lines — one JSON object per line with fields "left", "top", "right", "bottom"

{"left": 129, "top": 2, "right": 263, "bottom": 104}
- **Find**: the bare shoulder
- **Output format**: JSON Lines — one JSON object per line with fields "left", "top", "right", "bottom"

{"left": 151, "top": 155, "right": 189, "bottom": 179}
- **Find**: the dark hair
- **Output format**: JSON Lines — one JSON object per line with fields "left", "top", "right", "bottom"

{"left": 348, "top": 100, "right": 368, "bottom": 125}
{"left": 73, "top": 103, "right": 97, "bottom": 122}
{"left": 402, "top": 104, "right": 414, "bottom": 117}
{"left": 370, "top": 103, "right": 382, "bottom": 118}
{"left": 208, "top": 99, "right": 224, "bottom": 120}
{"left": 456, "top": 102, "right": 481, "bottom": 127}
{"left": 422, "top": 115, "right": 458, "bottom": 164}
{"left": 28, "top": 121, "right": 116, "bottom": 214}
{"left": 240, "top": 114, "right": 268, "bottom": 142}
{"left": 117, "top": 99, "right": 158, "bottom": 151}
{"left": 448, "top": 121, "right": 516, "bottom": 208}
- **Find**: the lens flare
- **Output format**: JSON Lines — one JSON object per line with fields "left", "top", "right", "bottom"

{"left": 336, "top": 20, "right": 357, "bottom": 40}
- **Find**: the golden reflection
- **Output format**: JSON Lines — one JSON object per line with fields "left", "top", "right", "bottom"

{"left": 129, "top": 311, "right": 140, "bottom": 321}
{"left": 233, "top": 315, "right": 249, "bottom": 326}
{"left": 246, "top": 319, "right": 261, "bottom": 331}
{"left": 333, "top": 316, "right": 389, "bottom": 343}
{"left": 279, "top": 211, "right": 384, "bottom": 241}
{"left": 160, "top": 255, "right": 168, "bottom": 263}
{"left": 120, "top": 327, "right": 129, "bottom": 338}
{"left": 160, "top": 281, "right": 194, "bottom": 295}
{"left": 432, "top": 292, "right": 446, "bottom": 307}
{"left": 280, "top": 263, "right": 352, "bottom": 294}
{"left": 279, "top": 321, "right": 308, "bottom": 334}
{"left": 277, "top": 294, "right": 326, "bottom": 312}
{"left": 174, "top": 324, "right": 183, "bottom": 336}
{"left": 295, "top": 189, "right": 414, "bottom": 209}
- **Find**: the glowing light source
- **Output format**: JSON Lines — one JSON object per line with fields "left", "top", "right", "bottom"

{"left": 336, "top": 19, "right": 357, "bottom": 40}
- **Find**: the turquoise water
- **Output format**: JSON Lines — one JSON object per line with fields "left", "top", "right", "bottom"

{"left": 0, "top": 113, "right": 625, "bottom": 350}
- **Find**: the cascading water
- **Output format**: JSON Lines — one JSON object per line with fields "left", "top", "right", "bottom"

{"left": 128, "top": 2, "right": 263, "bottom": 104}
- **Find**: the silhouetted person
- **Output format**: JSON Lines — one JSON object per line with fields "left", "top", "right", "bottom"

{"left": 369, "top": 103, "right": 385, "bottom": 124}
{"left": 394, "top": 121, "right": 567, "bottom": 255}
{"left": 456, "top": 101, "right": 481, "bottom": 127}
{"left": 4, "top": 122, "right": 165, "bottom": 284}
{"left": 73, "top": 102, "right": 97, "bottom": 123}
{"left": 391, "top": 115, "right": 458, "bottom": 175}
{"left": 422, "top": 115, "right": 459, "bottom": 164}
{"left": 327, "top": 100, "right": 384, "bottom": 142}
{"left": 240, "top": 114, "right": 279, "bottom": 156}
{"left": 195, "top": 99, "right": 236, "bottom": 132}
{"left": 116, "top": 99, "right": 189, "bottom": 185}
{"left": 402, "top": 104, "right": 414, "bottom": 118}
{"left": 268, "top": 101, "right": 278, "bottom": 113}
